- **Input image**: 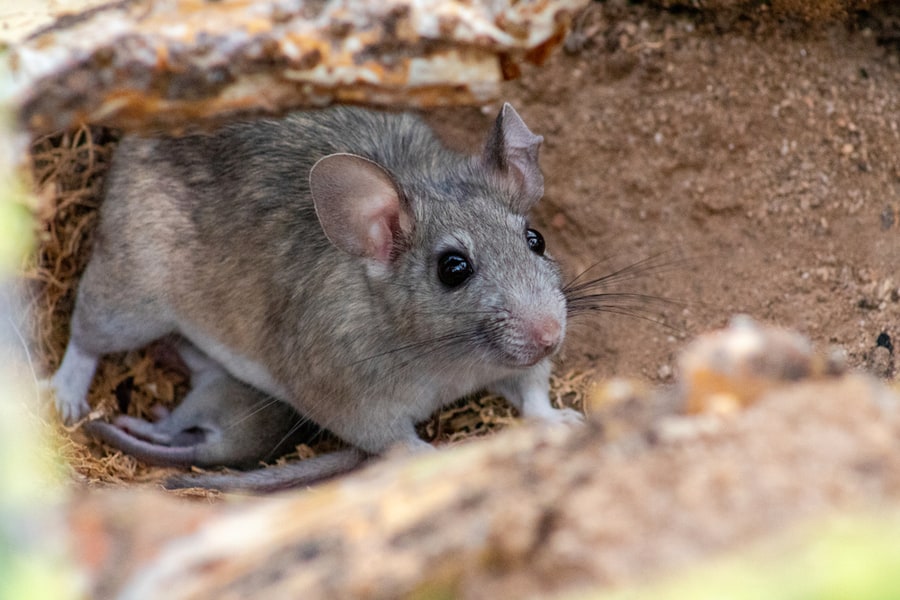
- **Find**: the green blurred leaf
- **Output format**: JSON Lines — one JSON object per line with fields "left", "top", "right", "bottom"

{"left": 565, "top": 515, "right": 900, "bottom": 600}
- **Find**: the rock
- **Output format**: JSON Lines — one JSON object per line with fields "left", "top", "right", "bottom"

{"left": 2, "top": 0, "right": 588, "bottom": 135}
{"left": 678, "top": 314, "right": 846, "bottom": 414}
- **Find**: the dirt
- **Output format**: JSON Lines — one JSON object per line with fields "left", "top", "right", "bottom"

{"left": 427, "top": 1, "right": 900, "bottom": 386}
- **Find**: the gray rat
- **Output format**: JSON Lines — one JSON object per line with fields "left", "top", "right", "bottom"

{"left": 49, "top": 103, "right": 581, "bottom": 490}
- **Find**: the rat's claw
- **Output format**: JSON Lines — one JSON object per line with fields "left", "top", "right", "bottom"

{"left": 554, "top": 406, "right": 586, "bottom": 425}
{"left": 40, "top": 378, "right": 89, "bottom": 425}
{"left": 537, "top": 406, "right": 585, "bottom": 426}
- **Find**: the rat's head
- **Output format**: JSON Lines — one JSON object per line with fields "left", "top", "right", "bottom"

{"left": 309, "top": 103, "right": 566, "bottom": 369}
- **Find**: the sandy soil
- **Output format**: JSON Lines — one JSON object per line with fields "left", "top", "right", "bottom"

{"left": 429, "top": 1, "right": 900, "bottom": 386}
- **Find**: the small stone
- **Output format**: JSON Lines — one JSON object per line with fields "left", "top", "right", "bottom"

{"left": 867, "top": 346, "right": 893, "bottom": 379}
{"left": 551, "top": 212, "right": 568, "bottom": 230}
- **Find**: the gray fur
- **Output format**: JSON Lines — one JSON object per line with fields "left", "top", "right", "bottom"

{"left": 49, "top": 103, "right": 581, "bottom": 491}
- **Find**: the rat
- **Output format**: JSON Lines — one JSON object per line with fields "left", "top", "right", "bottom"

{"left": 48, "top": 103, "right": 582, "bottom": 490}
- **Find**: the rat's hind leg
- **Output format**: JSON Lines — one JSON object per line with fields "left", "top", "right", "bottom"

{"left": 89, "top": 341, "right": 315, "bottom": 469}
{"left": 50, "top": 261, "right": 173, "bottom": 424}
{"left": 87, "top": 372, "right": 312, "bottom": 469}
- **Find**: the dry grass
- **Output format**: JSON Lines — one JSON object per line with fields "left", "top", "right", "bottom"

{"left": 24, "top": 124, "right": 185, "bottom": 487}
{"left": 24, "top": 126, "right": 595, "bottom": 496}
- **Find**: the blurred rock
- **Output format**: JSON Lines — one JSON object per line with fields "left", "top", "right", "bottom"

{"left": 678, "top": 315, "right": 847, "bottom": 414}
{"left": 3, "top": 0, "right": 587, "bottom": 135}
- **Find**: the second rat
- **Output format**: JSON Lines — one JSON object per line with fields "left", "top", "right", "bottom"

{"left": 50, "top": 103, "right": 581, "bottom": 488}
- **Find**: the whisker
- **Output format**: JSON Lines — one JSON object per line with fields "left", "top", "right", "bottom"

{"left": 376, "top": 320, "right": 510, "bottom": 377}
{"left": 563, "top": 253, "right": 621, "bottom": 289}
{"left": 564, "top": 251, "right": 706, "bottom": 294}
{"left": 567, "top": 305, "right": 682, "bottom": 332}
{"left": 378, "top": 325, "right": 494, "bottom": 374}
{"left": 562, "top": 252, "right": 698, "bottom": 335}
{"left": 350, "top": 314, "right": 512, "bottom": 367}
{"left": 224, "top": 394, "right": 284, "bottom": 431}
{"left": 350, "top": 328, "right": 481, "bottom": 365}
{"left": 264, "top": 413, "right": 317, "bottom": 462}
{"left": 566, "top": 291, "right": 686, "bottom": 311}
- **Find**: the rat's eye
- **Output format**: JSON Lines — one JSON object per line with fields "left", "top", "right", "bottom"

{"left": 526, "top": 228, "right": 545, "bottom": 256}
{"left": 437, "top": 252, "right": 474, "bottom": 288}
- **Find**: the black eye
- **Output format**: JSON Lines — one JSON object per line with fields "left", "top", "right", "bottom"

{"left": 437, "top": 252, "right": 474, "bottom": 288}
{"left": 526, "top": 228, "right": 545, "bottom": 256}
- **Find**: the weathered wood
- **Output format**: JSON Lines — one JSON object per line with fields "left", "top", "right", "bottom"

{"left": 66, "top": 371, "right": 900, "bottom": 599}
{"left": 4, "top": 0, "right": 587, "bottom": 135}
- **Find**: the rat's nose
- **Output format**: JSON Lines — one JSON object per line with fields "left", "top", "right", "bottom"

{"left": 529, "top": 315, "right": 563, "bottom": 354}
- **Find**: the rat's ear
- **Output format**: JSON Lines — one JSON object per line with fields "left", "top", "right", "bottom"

{"left": 481, "top": 103, "right": 545, "bottom": 213}
{"left": 310, "top": 153, "right": 412, "bottom": 264}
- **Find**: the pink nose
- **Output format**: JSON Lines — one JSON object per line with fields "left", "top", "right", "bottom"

{"left": 530, "top": 316, "right": 562, "bottom": 352}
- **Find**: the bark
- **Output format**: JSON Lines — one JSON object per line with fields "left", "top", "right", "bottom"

{"left": 5, "top": 0, "right": 587, "bottom": 135}
{"left": 67, "top": 373, "right": 900, "bottom": 599}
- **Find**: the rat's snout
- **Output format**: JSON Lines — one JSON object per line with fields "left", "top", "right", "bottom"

{"left": 528, "top": 315, "right": 563, "bottom": 354}
{"left": 491, "top": 280, "right": 567, "bottom": 368}
{"left": 509, "top": 308, "right": 565, "bottom": 367}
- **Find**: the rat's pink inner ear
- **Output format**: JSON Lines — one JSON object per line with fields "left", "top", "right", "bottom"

{"left": 310, "top": 153, "right": 410, "bottom": 264}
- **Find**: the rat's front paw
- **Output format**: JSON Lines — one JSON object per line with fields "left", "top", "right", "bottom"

{"left": 384, "top": 436, "right": 437, "bottom": 459}
{"left": 540, "top": 406, "right": 585, "bottom": 426}
{"left": 41, "top": 378, "right": 90, "bottom": 425}
{"left": 524, "top": 403, "right": 584, "bottom": 427}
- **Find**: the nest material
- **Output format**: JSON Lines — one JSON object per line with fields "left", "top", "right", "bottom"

{"left": 24, "top": 125, "right": 593, "bottom": 495}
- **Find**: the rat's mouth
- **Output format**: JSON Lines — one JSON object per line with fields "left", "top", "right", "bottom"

{"left": 486, "top": 333, "right": 563, "bottom": 369}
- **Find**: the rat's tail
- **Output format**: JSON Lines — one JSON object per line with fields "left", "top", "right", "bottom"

{"left": 164, "top": 448, "right": 368, "bottom": 493}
